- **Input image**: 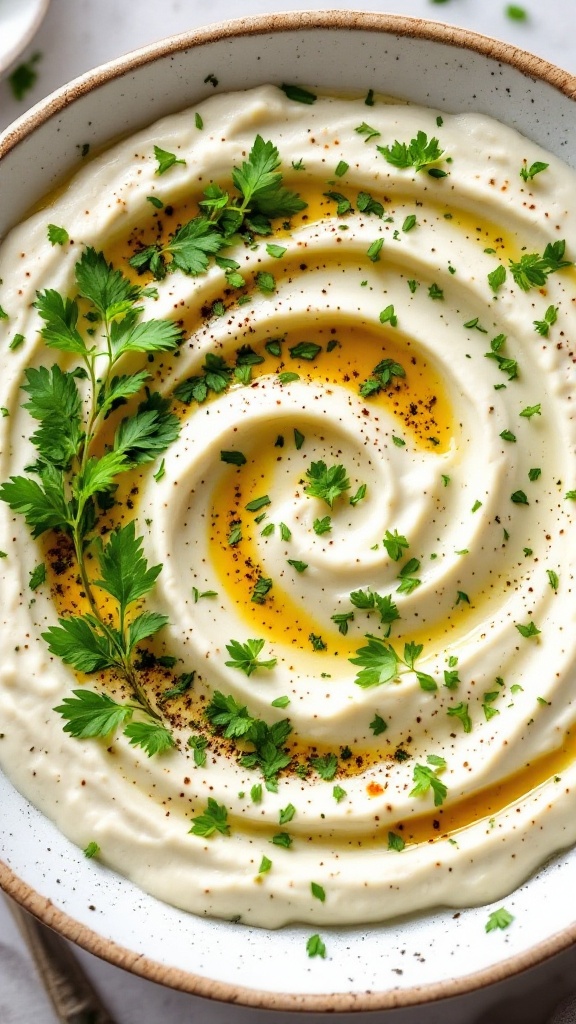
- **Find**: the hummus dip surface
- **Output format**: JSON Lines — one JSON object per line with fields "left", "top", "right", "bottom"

{"left": 1, "top": 85, "right": 576, "bottom": 928}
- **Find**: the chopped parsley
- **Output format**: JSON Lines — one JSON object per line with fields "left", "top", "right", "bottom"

{"left": 280, "top": 84, "right": 317, "bottom": 104}
{"left": 520, "top": 160, "right": 548, "bottom": 182}
{"left": 388, "top": 831, "right": 405, "bottom": 852}
{"left": 153, "top": 145, "right": 186, "bottom": 175}
{"left": 311, "top": 882, "right": 326, "bottom": 902}
{"left": 410, "top": 757, "right": 448, "bottom": 806}
{"left": 304, "top": 461, "right": 350, "bottom": 507}
{"left": 485, "top": 907, "right": 514, "bottom": 931}
{"left": 189, "top": 798, "right": 230, "bottom": 838}
{"left": 311, "top": 753, "right": 339, "bottom": 780}
{"left": 224, "top": 638, "right": 277, "bottom": 676}
{"left": 47, "top": 224, "right": 69, "bottom": 247}
{"left": 306, "top": 934, "right": 327, "bottom": 958}
{"left": 377, "top": 131, "right": 445, "bottom": 173}
{"left": 509, "top": 241, "right": 571, "bottom": 291}
{"left": 533, "top": 304, "right": 558, "bottom": 337}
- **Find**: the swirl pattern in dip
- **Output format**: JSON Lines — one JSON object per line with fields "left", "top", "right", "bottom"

{"left": 1, "top": 85, "right": 576, "bottom": 927}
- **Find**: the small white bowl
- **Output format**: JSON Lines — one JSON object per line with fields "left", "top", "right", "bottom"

{"left": 0, "top": 0, "right": 50, "bottom": 77}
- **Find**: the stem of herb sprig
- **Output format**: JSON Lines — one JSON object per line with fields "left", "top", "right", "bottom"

{"left": 67, "top": 320, "right": 161, "bottom": 722}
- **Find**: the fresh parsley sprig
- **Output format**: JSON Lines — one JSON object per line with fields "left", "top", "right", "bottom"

{"left": 0, "top": 248, "right": 183, "bottom": 733}
{"left": 224, "top": 638, "right": 277, "bottom": 677}
{"left": 509, "top": 240, "right": 571, "bottom": 291}
{"left": 377, "top": 131, "right": 446, "bottom": 174}
{"left": 350, "top": 635, "right": 437, "bottom": 690}
{"left": 205, "top": 691, "right": 292, "bottom": 783}
{"left": 130, "top": 135, "right": 306, "bottom": 280}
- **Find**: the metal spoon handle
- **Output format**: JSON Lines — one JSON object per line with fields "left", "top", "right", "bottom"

{"left": 6, "top": 897, "right": 117, "bottom": 1024}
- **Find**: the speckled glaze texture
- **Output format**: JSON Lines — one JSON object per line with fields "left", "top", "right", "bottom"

{"left": 1, "top": 11, "right": 576, "bottom": 1013}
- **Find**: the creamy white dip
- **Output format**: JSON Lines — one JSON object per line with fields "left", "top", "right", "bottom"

{"left": 1, "top": 85, "right": 576, "bottom": 928}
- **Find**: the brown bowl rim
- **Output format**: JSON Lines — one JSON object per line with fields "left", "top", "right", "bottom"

{"left": 1, "top": 9, "right": 576, "bottom": 1013}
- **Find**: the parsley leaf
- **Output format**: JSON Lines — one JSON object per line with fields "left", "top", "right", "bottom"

{"left": 509, "top": 240, "right": 571, "bottom": 291}
{"left": 378, "top": 131, "right": 445, "bottom": 172}
{"left": 47, "top": 224, "right": 69, "bottom": 247}
{"left": 205, "top": 691, "right": 255, "bottom": 738}
{"left": 350, "top": 634, "right": 398, "bottom": 688}
{"left": 306, "top": 934, "right": 327, "bottom": 958}
{"left": 410, "top": 761, "right": 448, "bottom": 806}
{"left": 154, "top": 145, "right": 186, "bottom": 175}
{"left": 311, "top": 753, "right": 339, "bottom": 781}
{"left": 93, "top": 521, "right": 161, "bottom": 614}
{"left": 304, "top": 461, "right": 350, "bottom": 507}
{"left": 225, "top": 638, "right": 277, "bottom": 676}
{"left": 533, "top": 304, "right": 558, "bottom": 337}
{"left": 311, "top": 881, "right": 326, "bottom": 901}
{"left": 188, "top": 734, "right": 209, "bottom": 767}
{"left": 485, "top": 907, "right": 514, "bottom": 932}
{"left": 382, "top": 529, "right": 409, "bottom": 561}
{"left": 350, "top": 483, "right": 367, "bottom": 506}
{"left": 447, "top": 702, "right": 472, "bottom": 733}
{"left": 370, "top": 713, "right": 387, "bottom": 735}
{"left": 0, "top": 467, "right": 71, "bottom": 538}
{"left": 205, "top": 692, "right": 292, "bottom": 781}
{"left": 520, "top": 160, "right": 548, "bottom": 182}
{"left": 487, "top": 264, "right": 507, "bottom": 292}
{"left": 359, "top": 358, "right": 405, "bottom": 397}
{"left": 124, "top": 721, "right": 175, "bottom": 756}
{"left": 189, "top": 798, "right": 230, "bottom": 837}
{"left": 484, "top": 334, "right": 518, "bottom": 381}
{"left": 516, "top": 621, "right": 541, "bottom": 638}
{"left": 29, "top": 562, "right": 47, "bottom": 591}
{"left": 233, "top": 134, "right": 307, "bottom": 218}
{"left": 388, "top": 831, "right": 406, "bottom": 852}
{"left": 251, "top": 576, "right": 273, "bottom": 604}
{"left": 355, "top": 122, "right": 381, "bottom": 143}
{"left": 279, "top": 803, "right": 296, "bottom": 825}
{"left": 43, "top": 616, "right": 118, "bottom": 674}
{"left": 289, "top": 341, "right": 322, "bottom": 361}
{"left": 54, "top": 689, "right": 133, "bottom": 737}
{"left": 314, "top": 515, "right": 332, "bottom": 535}
{"left": 280, "top": 84, "right": 317, "bottom": 105}
{"left": 331, "top": 611, "right": 354, "bottom": 635}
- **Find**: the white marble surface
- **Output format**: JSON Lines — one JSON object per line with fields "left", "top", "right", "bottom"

{"left": 1, "top": 1, "right": 576, "bottom": 1021}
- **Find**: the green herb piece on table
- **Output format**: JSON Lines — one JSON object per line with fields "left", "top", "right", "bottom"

{"left": 9, "top": 53, "right": 41, "bottom": 101}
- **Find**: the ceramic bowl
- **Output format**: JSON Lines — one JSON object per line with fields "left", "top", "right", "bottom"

{"left": 0, "top": 0, "right": 50, "bottom": 77}
{"left": 1, "top": 11, "right": 576, "bottom": 1014}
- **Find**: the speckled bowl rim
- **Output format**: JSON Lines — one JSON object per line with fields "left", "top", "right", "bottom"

{"left": 1, "top": 9, "right": 576, "bottom": 1013}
